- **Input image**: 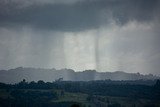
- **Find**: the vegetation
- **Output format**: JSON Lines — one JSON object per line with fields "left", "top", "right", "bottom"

{"left": 0, "top": 79, "right": 160, "bottom": 107}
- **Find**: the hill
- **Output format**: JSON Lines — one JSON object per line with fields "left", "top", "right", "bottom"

{"left": 0, "top": 80, "right": 160, "bottom": 107}
{"left": 0, "top": 67, "right": 159, "bottom": 83}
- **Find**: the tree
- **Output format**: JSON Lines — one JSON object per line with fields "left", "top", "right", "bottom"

{"left": 71, "top": 104, "right": 80, "bottom": 107}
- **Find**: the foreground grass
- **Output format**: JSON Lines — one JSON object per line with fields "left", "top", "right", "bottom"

{"left": 0, "top": 89, "right": 160, "bottom": 107}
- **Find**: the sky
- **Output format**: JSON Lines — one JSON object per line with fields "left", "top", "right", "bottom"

{"left": 0, "top": 0, "right": 160, "bottom": 75}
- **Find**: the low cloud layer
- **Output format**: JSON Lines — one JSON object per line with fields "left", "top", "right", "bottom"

{"left": 0, "top": 0, "right": 160, "bottom": 75}
{"left": 0, "top": 0, "right": 159, "bottom": 31}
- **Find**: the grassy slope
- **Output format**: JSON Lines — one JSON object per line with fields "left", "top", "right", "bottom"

{"left": 0, "top": 89, "right": 160, "bottom": 107}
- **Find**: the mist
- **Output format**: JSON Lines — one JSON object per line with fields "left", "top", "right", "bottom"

{"left": 0, "top": 0, "right": 160, "bottom": 75}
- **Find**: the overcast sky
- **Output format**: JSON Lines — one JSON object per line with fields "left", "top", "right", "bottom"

{"left": 0, "top": 0, "right": 160, "bottom": 75}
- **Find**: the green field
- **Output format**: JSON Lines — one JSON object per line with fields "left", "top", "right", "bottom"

{"left": 0, "top": 80, "right": 160, "bottom": 107}
{"left": 1, "top": 89, "right": 159, "bottom": 107}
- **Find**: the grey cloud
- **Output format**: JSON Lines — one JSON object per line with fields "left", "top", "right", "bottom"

{"left": 0, "top": 0, "right": 159, "bottom": 31}
{"left": 0, "top": 0, "right": 160, "bottom": 75}
{"left": 0, "top": 19, "right": 160, "bottom": 75}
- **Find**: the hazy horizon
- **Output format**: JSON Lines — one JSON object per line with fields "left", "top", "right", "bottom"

{"left": 0, "top": 67, "right": 159, "bottom": 76}
{"left": 0, "top": 0, "right": 160, "bottom": 75}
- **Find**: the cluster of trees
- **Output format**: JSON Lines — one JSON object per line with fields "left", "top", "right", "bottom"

{"left": 0, "top": 79, "right": 160, "bottom": 107}
{"left": 1, "top": 79, "right": 160, "bottom": 99}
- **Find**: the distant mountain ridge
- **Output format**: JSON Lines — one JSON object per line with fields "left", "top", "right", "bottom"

{"left": 0, "top": 67, "right": 159, "bottom": 83}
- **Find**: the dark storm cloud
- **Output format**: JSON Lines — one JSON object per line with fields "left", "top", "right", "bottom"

{"left": 0, "top": 0, "right": 159, "bottom": 31}
{"left": 0, "top": 0, "right": 160, "bottom": 75}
